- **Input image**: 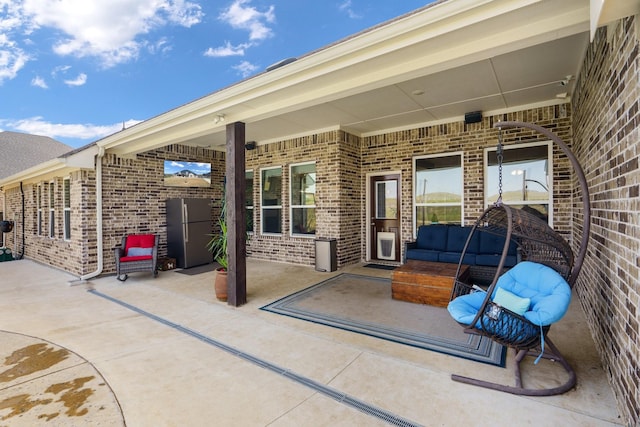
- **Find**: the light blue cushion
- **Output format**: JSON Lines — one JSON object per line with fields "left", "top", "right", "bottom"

{"left": 495, "top": 262, "right": 571, "bottom": 326}
{"left": 493, "top": 287, "right": 530, "bottom": 315}
{"left": 127, "top": 247, "right": 153, "bottom": 257}
{"left": 448, "top": 261, "right": 571, "bottom": 328}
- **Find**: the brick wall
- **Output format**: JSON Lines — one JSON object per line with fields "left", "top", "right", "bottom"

{"left": 100, "top": 146, "right": 225, "bottom": 274}
{"left": 1, "top": 170, "right": 91, "bottom": 275}
{"left": 572, "top": 17, "right": 640, "bottom": 425}
{"left": 4, "top": 108, "right": 575, "bottom": 275}
{"left": 0, "top": 145, "right": 225, "bottom": 276}
{"left": 245, "top": 130, "right": 362, "bottom": 267}
{"left": 362, "top": 107, "right": 574, "bottom": 255}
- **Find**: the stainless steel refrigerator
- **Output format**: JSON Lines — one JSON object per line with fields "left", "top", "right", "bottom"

{"left": 166, "top": 198, "right": 214, "bottom": 268}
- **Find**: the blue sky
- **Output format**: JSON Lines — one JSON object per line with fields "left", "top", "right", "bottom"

{"left": 1, "top": 1, "right": 432, "bottom": 148}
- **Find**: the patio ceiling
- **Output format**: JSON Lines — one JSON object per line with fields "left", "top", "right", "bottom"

{"left": 101, "top": 0, "right": 593, "bottom": 157}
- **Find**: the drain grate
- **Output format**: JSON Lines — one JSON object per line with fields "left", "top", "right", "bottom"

{"left": 88, "top": 289, "right": 423, "bottom": 426}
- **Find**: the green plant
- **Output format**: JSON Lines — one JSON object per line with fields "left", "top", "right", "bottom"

{"left": 207, "top": 198, "right": 228, "bottom": 270}
{"left": 206, "top": 193, "right": 250, "bottom": 271}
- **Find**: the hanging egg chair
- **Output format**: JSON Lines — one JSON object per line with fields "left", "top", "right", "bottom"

{"left": 447, "top": 121, "right": 591, "bottom": 396}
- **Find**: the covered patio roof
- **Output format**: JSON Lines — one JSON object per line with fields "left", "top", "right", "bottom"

{"left": 99, "top": 0, "right": 595, "bottom": 157}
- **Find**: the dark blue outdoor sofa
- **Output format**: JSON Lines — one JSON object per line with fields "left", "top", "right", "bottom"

{"left": 405, "top": 224, "right": 519, "bottom": 284}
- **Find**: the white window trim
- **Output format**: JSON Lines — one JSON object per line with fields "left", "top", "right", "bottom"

{"left": 246, "top": 169, "right": 254, "bottom": 235}
{"left": 483, "top": 140, "right": 553, "bottom": 226}
{"left": 37, "top": 184, "right": 43, "bottom": 236}
{"left": 260, "top": 166, "right": 283, "bottom": 235}
{"left": 412, "top": 151, "right": 464, "bottom": 237}
{"left": 63, "top": 177, "right": 71, "bottom": 241}
{"left": 48, "top": 181, "right": 55, "bottom": 239}
{"left": 289, "top": 161, "right": 316, "bottom": 238}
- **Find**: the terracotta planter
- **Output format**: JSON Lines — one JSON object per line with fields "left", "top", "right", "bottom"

{"left": 214, "top": 268, "right": 228, "bottom": 301}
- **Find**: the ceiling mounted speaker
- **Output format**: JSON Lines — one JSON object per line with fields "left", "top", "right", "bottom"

{"left": 464, "top": 111, "right": 482, "bottom": 124}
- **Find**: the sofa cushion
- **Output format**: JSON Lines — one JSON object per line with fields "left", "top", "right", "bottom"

{"left": 475, "top": 253, "right": 518, "bottom": 267}
{"left": 405, "top": 249, "right": 440, "bottom": 262}
{"left": 445, "top": 226, "right": 479, "bottom": 253}
{"left": 495, "top": 261, "right": 572, "bottom": 326}
{"left": 416, "top": 225, "right": 449, "bottom": 251}
{"left": 438, "top": 252, "right": 476, "bottom": 265}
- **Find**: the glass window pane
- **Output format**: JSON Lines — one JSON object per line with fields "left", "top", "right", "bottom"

{"left": 262, "top": 168, "right": 282, "bottom": 206}
{"left": 245, "top": 171, "right": 253, "bottom": 208}
{"left": 64, "top": 211, "right": 71, "bottom": 239}
{"left": 376, "top": 180, "right": 397, "bottom": 219}
{"left": 263, "top": 209, "right": 281, "bottom": 233}
{"left": 414, "top": 154, "right": 462, "bottom": 229}
{"left": 64, "top": 180, "right": 71, "bottom": 208}
{"left": 487, "top": 145, "right": 550, "bottom": 207}
{"left": 292, "top": 208, "right": 316, "bottom": 234}
{"left": 415, "top": 155, "right": 462, "bottom": 203}
{"left": 415, "top": 205, "right": 462, "bottom": 227}
{"left": 291, "top": 163, "right": 316, "bottom": 206}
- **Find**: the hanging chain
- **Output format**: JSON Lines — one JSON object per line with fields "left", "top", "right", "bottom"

{"left": 496, "top": 126, "right": 504, "bottom": 206}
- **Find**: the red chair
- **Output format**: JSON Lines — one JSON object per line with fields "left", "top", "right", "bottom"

{"left": 114, "top": 234, "right": 158, "bottom": 281}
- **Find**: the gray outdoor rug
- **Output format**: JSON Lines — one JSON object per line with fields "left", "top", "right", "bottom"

{"left": 261, "top": 273, "right": 505, "bottom": 366}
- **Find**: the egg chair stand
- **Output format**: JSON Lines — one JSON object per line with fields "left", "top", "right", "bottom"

{"left": 447, "top": 121, "right": 591, "bottom": 396}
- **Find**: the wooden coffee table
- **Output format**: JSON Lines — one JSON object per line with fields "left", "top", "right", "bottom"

{"left": 391, "top": 260, "right": 470, "bottom": 307}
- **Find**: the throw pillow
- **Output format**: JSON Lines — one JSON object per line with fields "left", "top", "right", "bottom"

{"left": 493, "top": 287, "right": 530, "bottom": 316}
{"left": 127, "top": 247, "right": 153, "bottom": 257}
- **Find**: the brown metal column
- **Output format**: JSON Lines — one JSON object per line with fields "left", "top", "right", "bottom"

{"left": 226, "top": 121, "right": 247, "bottom": 306}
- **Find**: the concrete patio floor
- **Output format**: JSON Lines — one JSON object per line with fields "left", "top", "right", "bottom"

{"left": 0, "top": 258, "right": 623, "bottom": 426}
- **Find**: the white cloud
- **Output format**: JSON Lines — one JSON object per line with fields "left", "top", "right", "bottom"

{"left": 51, "top": 65, "right": 72, "bottom": 77}
{"left": 203, "top": 41, "right": 249, "bottom": 57}
{"left": 31, "top": 75, "right": 48, "bottom": 88}
{"left": 0, "top": 31, "right": 31, "bottom": 84}
{"left": 219, "top": 0, "right": 275, "bottom": 41}
{"left": 147, "top": 37, "right": 172, "bottom": 55}
{"left": 17, "top": 0, "right": 204, "bottom": 68}
{"left": 64, "top": 72, "right": 87, "bottom": 87}
{"left": 338, "top": 0, "right": 361, "bottom": 19}
{"left": 2, "top": 116, "right": 142, "bottom": 141}
{"left": 232, "top": 60, "right": 258, "bottom": 78}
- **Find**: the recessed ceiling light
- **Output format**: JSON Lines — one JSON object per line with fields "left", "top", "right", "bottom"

{"left": 412, "top": 89, "right": 425, "bottom": 96}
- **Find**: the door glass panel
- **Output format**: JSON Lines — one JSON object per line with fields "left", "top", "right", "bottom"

{"left": 375, "top": 180, "right": 398, "bottom": 219}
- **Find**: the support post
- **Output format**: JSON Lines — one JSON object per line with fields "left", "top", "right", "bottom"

{"left": 226, "top": 122, "right": 247, "bottom": 306}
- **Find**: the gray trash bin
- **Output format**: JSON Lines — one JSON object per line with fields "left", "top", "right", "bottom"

{"left": 315, "top": 238, "right": 337, "bottom": 272}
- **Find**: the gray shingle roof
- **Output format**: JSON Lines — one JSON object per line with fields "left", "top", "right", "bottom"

{"left": 0, "top": 131, "right": 73, "bottom": 180}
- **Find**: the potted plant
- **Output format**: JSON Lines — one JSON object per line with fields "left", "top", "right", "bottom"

{"left": 207, "top": 201, "right": 228, "bottom": 301}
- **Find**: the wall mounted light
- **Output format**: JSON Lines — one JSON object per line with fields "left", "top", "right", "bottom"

{"left": 464, "top": 111, "right": 482, "bottom": 124}
{"left": 213, "top": 114, "right": 226, "bottom": 124}
{"left": 245, "top": 141, "right": 257, "bottom": 150}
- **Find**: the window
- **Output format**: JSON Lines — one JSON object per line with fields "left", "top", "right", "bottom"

{"left": 290, "top": 162, "right": 316, "bottom": 236}
{"left": 37, "top": 184, "right": 43, "bottom": 236}
{"left": 245, "top": 170, "right": 254, "bottom": 233}
{"left": 63, "top": 178, "right": 71, "bottom": 240}
{"left": 413, "top": 153, "right": 463, "bottom": 233}
{"left": 49, "top": 181, "right": 55, "bottom": 238}
{"left": 485, "top": 142, "right": 551, "bottom": 223}
{"left": 261, "top": 167, "right": 282, "bottom": 234}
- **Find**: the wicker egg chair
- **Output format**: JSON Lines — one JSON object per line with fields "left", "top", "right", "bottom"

{"left": 447, "top": 121, "right": 591, "bottom": 396}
